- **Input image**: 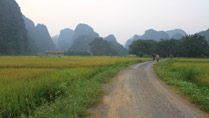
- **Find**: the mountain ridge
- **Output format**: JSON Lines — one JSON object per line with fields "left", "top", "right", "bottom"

{"left": 70, "top": 23, "right": 100, "bottom": 51}
{"left": 23, "top": 16, "right": 55, "bottom": 53}
{"left": 125, "top": 29, "right": 188, "bottom": 49}
{"left": 57, "top": 28, "right": 74, "bottom": 51}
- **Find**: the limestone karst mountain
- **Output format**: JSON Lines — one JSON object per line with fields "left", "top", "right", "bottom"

{"left": 57, "top": 28, "right": 74, "bottom": 51}
{"left": 70, "top": 24, "right": 99, "bottom": 51}
{"left": 125, "top": 35, "right": 141, "bottom": 49}
{"left": 23, "top": 16, "right": 55, "bottom": 53}
{"left": 104, "top": 35, "right": 117, "bottom": 43}
{"left": 171, "top": 33, "right": 184, "bottom": 40}
{"left": 166, "top": 29, "right": 187, "bottom": 38}
{"left": 0, "top": 0, "right": 28, "bottom": 55}
{"left": 141, "top": 29, "right": 170, "bottom": 41}
{"left": 104, "top": 35, "right": 128, "bottom": 56}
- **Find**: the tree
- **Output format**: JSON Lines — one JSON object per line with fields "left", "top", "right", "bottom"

{"left": 156, "top": 39, "right": 182, "bottom": 57}
{"left": 181, "top": 34, "right": 208, "bottom": 57}
{"left": 156, "top": 39, "right": 170, "bottom": 57}
{"left": 90, "top": 38, "right": 117, "bottom": 56}
{"left": 129, "top": 40, "right": 157, "bottom": 57}
{"left": 128, "top": 34, "right": 209, "bottom": 58}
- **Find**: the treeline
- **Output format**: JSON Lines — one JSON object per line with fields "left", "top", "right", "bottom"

{"left": 129, "top": 34, "right": 209, "bottom": 57}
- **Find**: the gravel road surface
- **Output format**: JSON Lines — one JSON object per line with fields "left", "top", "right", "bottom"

{"left": 93, "top": 61, "right": 208, "bottom": 118}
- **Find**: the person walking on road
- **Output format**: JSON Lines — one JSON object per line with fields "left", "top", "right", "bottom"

{"left": 152, "top": 54, "right": 156, "bottom": 61}
{"left": 156, "top": 54, "right": 160, "bottom": 62}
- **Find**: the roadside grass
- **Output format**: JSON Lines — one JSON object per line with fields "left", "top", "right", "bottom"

{"left": 154, "top": 59, "right": 209, "bottom": 112}
{"left": 27, "top": 63, "right": 130, "bottom": 118}
{"left": 0, "top": 56, "right": 150, "bottom": 118}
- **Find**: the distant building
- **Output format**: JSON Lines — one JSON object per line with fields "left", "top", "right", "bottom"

{"left": 45, "top": 51, "right": 64, "bottom": 56}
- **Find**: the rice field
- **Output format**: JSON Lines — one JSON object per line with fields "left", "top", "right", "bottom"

{"left": 0, "top": 56, "right": 143, "bottom": 68}
{"left": 154, "top": 58, "right": 209, "bottom": 112}
{"left": 172, "top": 58, "right": 209, "bottom": 87}
{"left": 0, "top": 56, "right": 149, "bottom": 118}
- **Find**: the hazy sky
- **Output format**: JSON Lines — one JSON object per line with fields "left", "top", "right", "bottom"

{"left": 16, "top": 0, "right": 209, "bottom": 45}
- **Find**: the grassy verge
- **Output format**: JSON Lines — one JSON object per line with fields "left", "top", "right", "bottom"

{"left": 24, "top": 61, "right": 141, "bottom": 118}
{"left": 154, "top": 59, "right": 209, "bottom": 112}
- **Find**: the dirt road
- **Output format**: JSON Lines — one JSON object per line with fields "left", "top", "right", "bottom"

{"left": 93, "top": 61, "right": 208, "bottom": 118}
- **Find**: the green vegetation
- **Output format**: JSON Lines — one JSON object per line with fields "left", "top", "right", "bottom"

{"left": 129, "top": 40, "right": 156, "bottom": 57}
{"left": 90, "top": 38, "right": 117, "bottom": 56}
{"left": 108, "top": 41, "right": 128, "bottom": 56}
{"left": 129, "top": 34, "right": 209, "bottom": 57}
{"left": 154, "top": 59, "right": 209, "bottom": 112}
{"left": 0, "top": 56, "right": 150, "bottom": 118}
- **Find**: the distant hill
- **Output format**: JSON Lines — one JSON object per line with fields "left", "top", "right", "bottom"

{"left": 104, "top": 35, "right": 117, "bottom": 43}
{"left": 57, "top": 28, "right": 74, "bottom": 51}
{"left": 23, "top": 16, "right": 38, "bottom": 52}
{"left": 72, "top": 24, "right": 99, "bottom": 41}
{"left": 52, "top": 35, "right": 59, "bottom": 46}
{"left": 23, "top": 16, "right": 55, "bottom": 53}
{"left": 70, "top": 35, "right": 95, "bottom": 51}
{"left": 141, "top": 29, "right": 170, "bottom": 41}
{"left": 125, "top": 29, "right": 187, "bottom": 49}
{"left": 166, "top": 29, "right": 187, "bottom": 38}
{"left": 125, "top": 35, "right": 141, "bottom": 49}
{"left": 35, "top": 24, "right": 55, "bottom": 52}
{"left": 104, "top": 35, "right": 128, "bottom": 56}
{"left": 0, "top": 0, "right": 28, "bottom": 55}
{"left": 70, "top": 24, "right": 99, "bottom": 51}
{"left": 198, "top": 29, "right": 209, "bottom": 42}
{"left": 171, "top": 33, "right": 184, "bottom": 40}
{"left": 65, "top": 25, "right": 127, "bottom": 55}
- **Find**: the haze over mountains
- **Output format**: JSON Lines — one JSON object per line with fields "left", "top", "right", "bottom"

{"left": 23, "top": 16, "right": 55, "bottom": 53}
{"left": 57, "top": 28, "right": 74, "bottom": 51}
{"left": 0, "top": 0, "right": 209, "bottom": 56}
{"left": 49, "top": 23, "right": 128, "bottom": 55}
{"left": 23, "top": 16, "right": 128, "bottom": 55}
